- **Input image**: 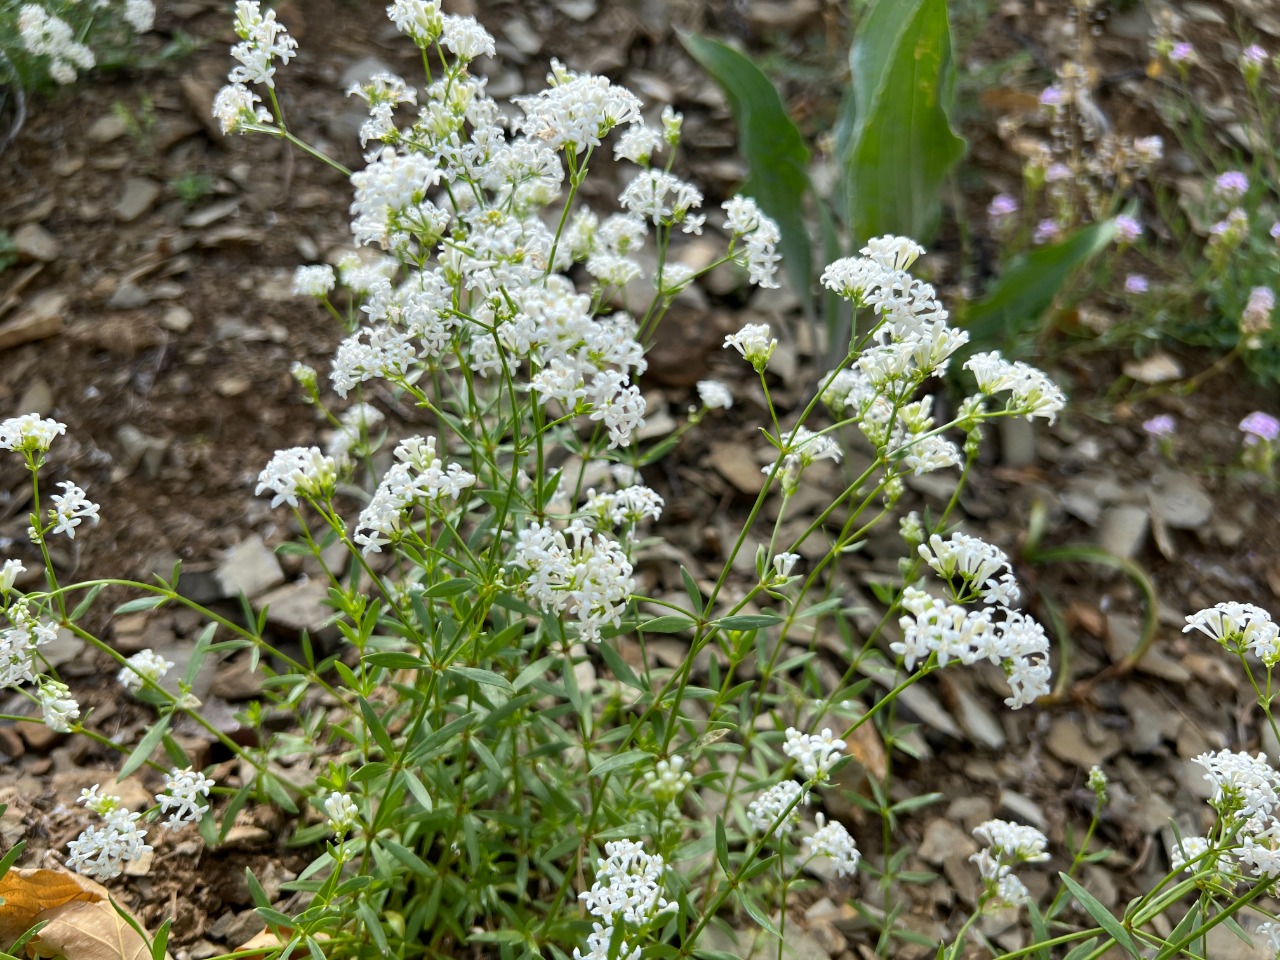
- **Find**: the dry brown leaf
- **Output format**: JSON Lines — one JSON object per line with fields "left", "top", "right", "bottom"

{"left": 26, "top": 897, "right": 162, "bottom": 960}
{"left": 236, "top": 927, "right": 329, "bottom": 960}
{"left": 0, "top": 868, "right": 105, "bottom": 946}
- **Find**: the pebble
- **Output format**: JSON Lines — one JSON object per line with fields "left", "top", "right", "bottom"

{"left": 162, "top": 305, "right": 195, "bottom": 333}
{"left": 87, "top": 113, "right": 128, "bottom": 143}
{"left": 1098, "top": 504, "right": 1149, "bottom": 558}
{"left": 208, "top": 909, "right": 266, "bottom": 945}
{"left": 115, "top": 178, "right": 161, "bottom": 223}
{"left": 1147, "top": 470, "right": 1212, "bottom": 529}
{"left": 997, "top": 789, "right": 1046, "bottom": 831}
{"left": 0, "top": 289, "right": 65, "bottom": 351}
{"left": 999, "top": 418, "right": 1037, "bottom": 468}
{"left": 12, "top": 223, "right": 58, "bottom": 262}
{"left": 918, "top": 818, "right": 976, "bottom": 865}
{"left": 1046, "top": 714, "right": 1121, "bottom": 768}
{"left": 256, "top": 579, "right": 335, "bottom": 639}
{"left": 217, "top": 535, "right": 285, "bottom": 600}
{"left": 16, "top": 378, "right": 53, "bottom": 417}
{"left": 710, "top": 441, "right": 765, "bottom": 495}
{"left": 107, "top": 281, "right": 150, "bottom": 309}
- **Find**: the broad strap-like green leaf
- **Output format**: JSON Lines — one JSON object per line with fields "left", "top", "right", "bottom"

{"left": 962, "top": 219, "right": 1117, "bottom": 349}
{"left": 842, "top": 0, "right": 966, "bottom": 244}
{"left": 680, "top": 33, "right": 813, "bottom": 312}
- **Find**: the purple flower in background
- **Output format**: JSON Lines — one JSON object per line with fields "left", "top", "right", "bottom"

{"left": 987, "top": 193, "right": 1018, "bottom": 219}
{"left": 1215, "top": 171, "right": 1249, "bottom": 201}
{"left": 1243, "top": 45, "right": 1268, "bottom": 65}
{"left": 1045, "top": 162, "right": 1072, "bottom": 183}
{"left": 1125, "top": 274, "right": 1149, "bottom": 295}
{"left": 1240, "top": 411, "right": 1280, "bottom": 445}
{"left": 1114, "top": 216, "right": 1143, "bottom": 243}
{"left": 1033, "top": 219, "right": 1062, "bottom": 245}
{"left": 1270, "top": 221, "right": 1280, "bottom": 241}
{"left": 1143, "top": 414, "right": 1176, "bottom": 438}
{"left": 1039, "top": 85, "right": 1064, "bottom": 107}
{"left": 1169, "top": 42, "right": 1196, "bottom": 64}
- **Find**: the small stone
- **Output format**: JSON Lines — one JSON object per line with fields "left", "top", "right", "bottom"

{"left": 87, "top": 114, "right": 128, "bottom": 143}
{"left": 998, "top": 418, "right": 1037, "bottom": 468}
{"left": 710, "top": 441, "right": 765, "bottom": 495}
{"left": 1046, "top": 715, "right": 1121, "bottom": 768}
{"left": 162, "top": 305, "right": 194, "bottom": 333}
{"left": 997, "top": 789, "right": 1046, "bottom": 831}
{"left": 216, "top": 535, "right": 285, "bottom": 600}
{"left": 1098, "top": 504, "right": 1149, "bottom": 558}
{"left": 115, "top": 178, "right": 162, "bottom": 223}
{"left": 114, "top": 425, "right": 168, "bottom": 480}
{"left": 556, "top": 0, "right": 597, "bottom": 19}
{"left": 221, "top": 823, "right": 272, "bottom": 848}
{"left": 12, "top": 223, "right": 58, "bottom": 262}
{"left": 107, "top": 282, "right": 150, "bottom": 309}
{"left": 1147, "top": 470, "right": 1212, "bottom": 529}
{"left": 918, "top": 818, "right": 976, "bottom": 866}
{"left": 208, "top": 909, "right": 266, "bottom": 944}
{"left": 256, "top": 580, "right": 335, "bottom": 638}
{"left": 210, "top": 658, "right": 264, "bottom": 701}
{"left": 16, "top": 378, "right": 53, "bottom": 417}
{"left": 216, "top": 377, "right": 251, "bottom": 397}
{"left": 1123, "top": 352, "right": 1182, "bottom": 384}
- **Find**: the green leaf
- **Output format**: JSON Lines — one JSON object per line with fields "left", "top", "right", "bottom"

{"left": 714, "top": 815, "right": 730, "bottom": 874}
{"left": 70, "top": 585, "right": 106, "bottom": 623}
{"left": 714, "top": 613, "right": 782, "bottom": 631}
{"left": 364, "top": 652, "right": 428, "bottom": 670}
{"left": 588, "top": 749, "right": 650, "bottom": 778}
{"left": 841, "top": 0, "right": 966, "bottom": 244}
{"left": 1062, "top": 938, "right": 1098, "bottom": 960}
{"left": 888, "top": 792, "right": 944, "bottom": 815}
{"left": 640, "top": 615, "right": 696, "bottom": 634}
{"left": 118, "top": 715, "right": 170, "bottom": 779}
{"left": 113, "top": 595, "right": 168, "bottom": 615}
{"left": 446, "top": 665, "right": 513, "bottom": 692}
{"left": 423, "top": 577, "right": 476, "bottom": 599}
{"left": 736, "top": 890, "right": 782, "bottom": 938}
{"left": 1059, "top": 873, "right": 1139, "bottom": 960}
{"left": 1026, "top": 900, "right": 1051, "bottom": 960}
{"left": 963, "top": 219, "right": 1117, "bottom": 348}
{"left": 358, "top": 697, "right": 396, "bottom": 757}
{"left": 680, "top": 32, "right": 813, "bottom": 312}
{"left": 597, "top": 640, "right": 643, "bottom": 690}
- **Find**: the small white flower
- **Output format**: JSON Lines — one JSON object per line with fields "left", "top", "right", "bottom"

{"left": 696, "top": 380, "right": 733, "bottom": 410}
{"left": 772, "top": 553, "right": 800, "bottom": 579}
{"left": 49, "top": 482, "right": 100, "bottom": 539}
{"left": 804, "top": 813, "right": 860, "bottom": 877}
{"left": 783, "top": 727, "right": 845, "bottom": 781}
{"left": 0, "top": 559, "right": 24, "bottom": 593}
{"left": 256, "top": 447, "right": 338, "bottom": 508}
{"left": 293, "top": 264, "right": 336, "bottom": 297}
{"left": 723, "top": 322, "right": 776, "bottom": 368}
{"left": 37, "top": 679, "right": 79, "bottom": 733}
{"left": 118, "top": 649, "right": 175, "bottom": 692}
{"left": 747, "top": 779, "right": 806, "bottom": 834}
{"left": 324, "top": 791, "right": 359, "bottom": 836}
{"left": 157, "top": 767, "right": 214, "bottom": 831}
{"left": 0, "top": 414, "right": 66, "bottom": 454}
{"left": 642, "top": 756, "right": 692, "bottom": 804}
{"left": 66, "top": 788, "right": 151, "bottom": 881}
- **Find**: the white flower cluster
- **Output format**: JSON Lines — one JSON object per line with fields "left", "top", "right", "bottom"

{"left": 746, "top": 779, "right": 807, "bottom": 835}
{"left": 1169, "top": 834, "right": 1210, "bottom": 873}
{"left": 0, "top": 413, "right": 65, "bottom": 454}
{"left": 512, "top": 520, "right": 634, "bottom": 644}
{"left": 696, "top": 380, "right": 733, "bottom": 410}
{"left": 723, "top": 321, "right": 777, "bottom": 370}
{"left": 583, "top": 485, "right": 663, "bottom": 530}
{"left": 574, "top": 840, "right": 672, "bottom": 960}
{"left": 1178, "top": 749, "right": 1280, "bottom": 879}
{"left": 66, "top": 786, "right": 152, "bottom": 881}
{"left": 803, "top": 813, "right": 860, "bottom": 878}
{"left": 324, "top": 791, "right": 359, "bottom": 837}
{"left": 722, "top": 195, "right": 781, "bottom": 288}
{"left": 211, "top": 0, "right": 297, "bottom": 133}
{"left": 918, "top": 532, "right": 1020, "bottom": 606}
{"left": 17, "top": 5, "right": 95, "bottom": 85}
{"left": 353, "top": 435, "right": 476, "bottom": 555}
{"left": 37, "top": 677, "right": 79, "bottom": 732}
{"left": 1184, "top": 602, "right": 1280, "bottom": 665}
{"left": 0, "top": 558, "right": 23, "bottom": 594}
{"left": 513, "top": 59, "right": 643, "bottom": 155}
{"left": 293, "top": 264, "right": 336, "bottom": 298}
{"left": 327, "top": 402, "right": 386, "bottom": 466}
{"left": 782, "top": 727, "right": 845, "bottom": 781}
{"left": 642, "top": 756, "right": 692, "bottom": 805}
{"left": 0, "top": 605, "right": 56, "bottom": 689}
{"left": 819, "top": 237, "right": 1063, "bottom": 485}
{"left": 156, "top": 767, "right": 214, "bottom": 831}
{"left": 893, "top": 586, "right": 1051, "bottom": 709}
{"left": 117, "top": 648, "right": 174, "bottom": 692}
{"left": 964, "top": 352, "right": 1067, "bottom": 424}
{"left": 969, "top": 819, "right": 1050, "bottom": 908}
{"left": 255, "top": 447, "right": 338, "bottom": 509}
{"left": 48, "top": 481, "right": 99, "bottom": 539}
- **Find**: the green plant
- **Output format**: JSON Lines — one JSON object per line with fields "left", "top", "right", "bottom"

{"left": 170, "top": 170, "right": 214, "bottom": 206}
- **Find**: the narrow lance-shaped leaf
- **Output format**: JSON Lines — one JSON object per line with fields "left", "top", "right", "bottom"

{"left": 961, "top": 218, "right": 1117, "bottom": 350}
{"left": 680, "top": 32, "right": 814, "bottom": 313}
{"left": 841, "top": 0, "right": 966, "bottom": 244}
